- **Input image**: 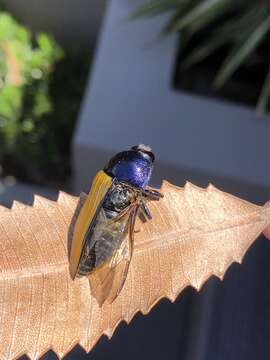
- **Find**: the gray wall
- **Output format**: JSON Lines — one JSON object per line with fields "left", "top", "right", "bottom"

{"left": 1, "top": 0, "right": 107, "bottom": 48}
{"left": 72, "top": 1, "right": 270, "bottom": 360}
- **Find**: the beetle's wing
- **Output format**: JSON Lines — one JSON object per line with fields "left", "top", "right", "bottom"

{"left": 69, "top": 170, "right": 113, "bottom": 279}
{"left": 89, "top": 205, "right": 138, "bottom": 306}
{"left": 89, "top": 232, "right": 131, "bottom": 306}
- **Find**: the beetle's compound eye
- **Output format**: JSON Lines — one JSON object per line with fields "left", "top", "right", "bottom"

{"left": 131, "top": 144, "right": 155, "bottom": 162}
{"left": 131, "top": 144, "right": 152, "bottom": 152}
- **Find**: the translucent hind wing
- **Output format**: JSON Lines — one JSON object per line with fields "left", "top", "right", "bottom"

{"left": 88, "top": 206, "right": 138, "bottom": 306}
{"left": 88, "top": 237, "right": 131, "bottom": 305}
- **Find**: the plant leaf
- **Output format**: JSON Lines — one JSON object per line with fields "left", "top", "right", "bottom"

{"left": 181, "top": 5, "right": 266, "bottom": 68}
{"left": 214, "top": 14, "right": 270, "bottom": 88}
{"left": 257, "top": 61, "right": 270, "bottom": 114}
{"left": 0, "top": 182, "right": 269, "bottom": 359}
{"left": 129, "top": 0, "right": 185, "bottom": 18}
{"left": 164, "top": 0, "right": 235, "bottom": 34}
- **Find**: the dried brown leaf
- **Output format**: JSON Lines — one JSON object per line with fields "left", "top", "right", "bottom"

{"left": 0, "top": 181, "right": 269, "bottom": 359}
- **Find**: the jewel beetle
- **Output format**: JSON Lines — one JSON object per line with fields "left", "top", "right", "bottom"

{"left": 69, "top": 144, "right": 163, "bottom": 304}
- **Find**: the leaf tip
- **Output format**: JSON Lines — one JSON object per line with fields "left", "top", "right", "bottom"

{"left": 57, "top": 190, "right": 77, "bottom": 204}
{"left": 11, "top": 200, "right": 29, "bottom": 211}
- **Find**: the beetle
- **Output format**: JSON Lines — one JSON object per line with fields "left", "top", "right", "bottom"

{"left": 69, "top": 145, "right": 163, "bottom": 305}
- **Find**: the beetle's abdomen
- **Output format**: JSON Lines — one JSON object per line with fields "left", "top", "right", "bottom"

{"left": 69, "top": 170, "right": 113, "bottom": 279}
{"left": 78, "top": 208, "right": 129, "bottom": 275}
{"left": 77, "top": 183, "right": 134, "bottom": 276}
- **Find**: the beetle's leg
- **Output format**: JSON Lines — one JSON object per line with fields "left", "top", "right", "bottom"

{"left": 142, "top": 188, "right": 164, "bottom": 200}
{"left": 139, "top": 201, "right": 152, "bottom": 220}
{"left": 129, "top": 204, "right": 139, "bottom": 244}
{"left": 108, "top": 203, "right": 133, "bottom": 224}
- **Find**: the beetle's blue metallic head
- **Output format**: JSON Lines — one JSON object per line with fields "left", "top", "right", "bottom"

{"left": 105, "top": 144, "right": 154, "bottom": 188}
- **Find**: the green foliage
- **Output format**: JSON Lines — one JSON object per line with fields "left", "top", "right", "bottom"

{"left": 0, "top": 11, "right": 90, "bottom": 184}
{"left": 132, "top": 0, "right": 270, "bottom": 114}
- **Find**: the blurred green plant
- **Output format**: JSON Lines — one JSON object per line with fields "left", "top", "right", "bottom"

{"left": 0, "top": 11, "right": 90, "bottom": 184}
{"left": 131, "top": 0, "right": 270, "bottom": 114}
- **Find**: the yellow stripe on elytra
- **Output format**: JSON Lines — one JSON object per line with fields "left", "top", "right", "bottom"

{"left": 69, "top": 170, "right": 112, "bottom": 278}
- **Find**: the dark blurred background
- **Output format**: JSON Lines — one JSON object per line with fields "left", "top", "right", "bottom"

{"left": 0, "top": 1, "right": 269, "bottom": 359}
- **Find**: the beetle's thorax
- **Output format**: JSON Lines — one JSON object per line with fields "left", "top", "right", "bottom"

{"left": 104, "top": 147, "right": 154, "bottom": 189}
{"left": 103, "top": 182, "right": 137, "bottom": 215}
